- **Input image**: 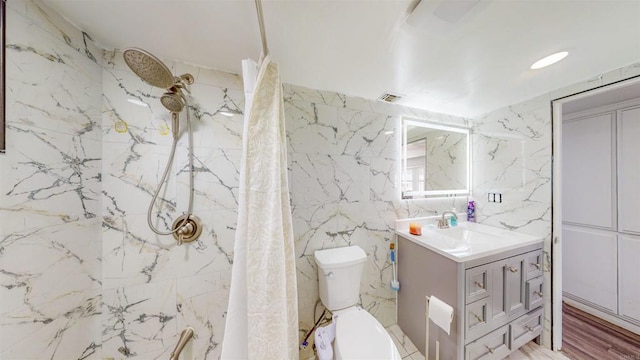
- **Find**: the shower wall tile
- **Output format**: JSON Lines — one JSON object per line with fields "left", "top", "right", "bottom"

{"left": 0, "top": 2, "right": 103, "bottom": 358}
{"left": 102, "top": 281, "right": 178, "bottom": 358}
{"left": 101, "top": 49, "right": 242, "bottom": 358}
{"left": 2, "top": 3, "right": 103, "bottom": 235}
{"left": 176, "top": 271, "right": 231, "bottom": 359}
{"left": 7, "top": 0, "right": 102, "bottom": 66}
{"left": 0, "top": 219, "right": 101, "bottom": 359}
{"left": 101, "top": 142, "right": 178, "bottom": 219}
{"left": 175, "top": 147, "right": 241, "bottom": 213}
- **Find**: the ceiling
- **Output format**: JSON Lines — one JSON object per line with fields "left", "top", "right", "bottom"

{"left": 43, "top": 0, "right": 640, "bottom": 118}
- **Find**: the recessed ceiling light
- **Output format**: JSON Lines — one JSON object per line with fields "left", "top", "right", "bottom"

{"left": 530, "top": 51, "right": 569, "bottom": 70}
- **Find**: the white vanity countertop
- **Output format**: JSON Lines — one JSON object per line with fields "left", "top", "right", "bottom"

{"left": 395, "top": 216, "right": 543, "bottom": 263}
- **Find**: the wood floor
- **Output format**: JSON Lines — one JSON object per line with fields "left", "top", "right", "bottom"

{"left": 562, "top": 302, "right": 640, "bottom": 360}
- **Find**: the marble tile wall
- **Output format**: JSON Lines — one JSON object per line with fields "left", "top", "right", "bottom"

{"left": 0, "top": 0, "right": 103, "bottom": 358}
{"left": 284, "top": 84, "right": 472, "bottom": 358}
{"left": 100, "top": 50, "right": 243, "bottom": 359}
{"left": 471, "top": 61, "right": 640, "bottom": 347}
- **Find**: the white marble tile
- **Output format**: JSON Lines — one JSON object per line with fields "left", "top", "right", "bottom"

{"left": 0, "top": 220, "right": 101, "bottom": 359}
{"left": 101, "top": 142, "right": 177, "bottom": 219}
{"left": 175, "top": 146, "right": 241, "bottom": 213}
{"left": 292, "top": 203, "right": 342, "bottom": 258}
{"left": 369, "top": 157, "right": 399, "bottom": 202}
{"left": 0, "top": 133, "right": 101, "bottom": 233}
{"left": 179, "top": 83, "right": 244, "bottom": 150}
{"left": 337, "top": 108, "right": 396, "bottom": 158}
{"left": 102, "top": 281, "right": 177, "bottom": 358}
{"left": 102, "top": 209, "right": 236, "bottom": 290}
{"left": 285, "top": 99, "right": 340, "bottom": 155}
{"left": 7, "top": 4, "right": 101, "bottom": 79}
{"left": 289, "top": 153, "right": 369, "bottom": 207}
{"left": 101, "top": 67, "right": 169, "bottom": 146}
{"left": 176, "top": 271, "right": 230, "bottom": 359}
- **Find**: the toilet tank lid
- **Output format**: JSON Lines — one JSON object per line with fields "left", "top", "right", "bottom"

{"left": 314, "top": 246, "right": 367, "bottom": 268}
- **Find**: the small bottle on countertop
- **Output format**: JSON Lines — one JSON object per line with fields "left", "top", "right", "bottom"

{"left": 467, "top": 201, "right": 476, "bottom": 222}
{"left": 449, "top": 207, "right": 458, "bottom": 227}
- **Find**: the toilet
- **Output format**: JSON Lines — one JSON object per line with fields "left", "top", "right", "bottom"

{"left": 314, "top": 245, "right": 401, "bottom": 360}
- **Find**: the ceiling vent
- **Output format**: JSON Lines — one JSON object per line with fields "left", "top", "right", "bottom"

{"left": 377, "top": 92, "right": 404, "bottom": 103}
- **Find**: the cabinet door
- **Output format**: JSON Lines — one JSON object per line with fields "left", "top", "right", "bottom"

{"left": 619, "top": 234, "right": 640, "bottom": 322}
{"left": 618, "top": 106, "right": 640, "bottom": 234}
{"left": 562, "top": 112, "right": 616, "bottom": 229}
{"left": 505, "top": 254, "right": 526, "bottom": 317}
{"left": 524, "top": 251, "right": 543, "bottom": 280}
{"left": 563, "top": 226, "right": 618, "bottom": 312}
{"left": 466, "top": 264, "right": 491, "bottom": 304}
{"left": 464, "top": 325, "right": 510, "bottom": 360}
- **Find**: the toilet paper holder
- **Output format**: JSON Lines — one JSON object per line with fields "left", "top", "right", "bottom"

{"left": 425, "top": 295, "right": 454, "bottom": 360}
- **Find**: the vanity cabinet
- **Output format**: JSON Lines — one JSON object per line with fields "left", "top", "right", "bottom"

{"left": 397, "top": 235, "right": 543, "bottom": 360}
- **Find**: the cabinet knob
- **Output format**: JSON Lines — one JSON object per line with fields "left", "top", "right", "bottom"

{"left": 474, "top": 281, "right": 484, "bottom": 289}
{"left": 525, "top": 325, "right": 535, "bottom": 332}
{"left": 532, "top": 263, "right": 541, "bottom": 269}
{"left": 508, "top": 266, "right": 519, "bottom": 273}
{"left": 485, "top": 345, "right": 495, "bottom": 354}
{"left": 534, "top": 290, "right": 543, "bottom": 297}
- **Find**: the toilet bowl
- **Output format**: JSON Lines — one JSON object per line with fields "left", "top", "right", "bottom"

{"left": 333, "top": 306, "right": 401, "bottom": 360}
{"left": 314, "top": 246, "right": 401, "bottom": 360}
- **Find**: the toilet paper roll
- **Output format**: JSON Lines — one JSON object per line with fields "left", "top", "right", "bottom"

{"left": 428, "top": 296, "right": 454, "bottom": 335}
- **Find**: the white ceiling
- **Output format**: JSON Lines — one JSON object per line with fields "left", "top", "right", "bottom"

{"left": 43, "top": 0, "right": 640, "bottom": 118}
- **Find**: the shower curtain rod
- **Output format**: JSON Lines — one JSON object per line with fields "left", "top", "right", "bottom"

{"left": 255, "top": 0, "right": 269, "bottom": 56}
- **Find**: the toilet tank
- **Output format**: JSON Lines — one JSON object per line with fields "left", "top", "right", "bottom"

{"left": 314, "top": 245, "right": 367, "bottom": 311}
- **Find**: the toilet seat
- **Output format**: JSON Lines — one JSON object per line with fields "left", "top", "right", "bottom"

{"left": 333, "top": 307, "right": 401, "bottom": 360}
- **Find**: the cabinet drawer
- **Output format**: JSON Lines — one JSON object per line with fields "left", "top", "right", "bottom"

{"left": 525, "top": 277, "right": 544, "bottom": 310}
{"left": 510, "top": 308, "right": 543, "bottom": 350}
{"left": 465, "top": 325, "right": 510, "bottom": 360}
{"left": 525, "top": 250, "right": 543, "bottom": 280}
{"left": 466, "top": 265, "right": 490, "bottom": 304}
{"left": 466, "top": 298, "right": 490, "bottom": 340}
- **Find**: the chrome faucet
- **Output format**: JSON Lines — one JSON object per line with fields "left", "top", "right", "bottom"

{"left": 437, "top": 211, "right": 458, "bottom": 229}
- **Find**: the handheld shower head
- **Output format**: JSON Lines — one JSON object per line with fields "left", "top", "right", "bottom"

{"left": 123, "top": 48, "right": 175, "bottom": 89}
{"left": 161, "top": 92, "right": 185, "bottom": 113}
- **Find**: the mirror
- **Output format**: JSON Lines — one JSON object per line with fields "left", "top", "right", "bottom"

{"left": 402, "top": 119, "right": 470, "bottom": 198}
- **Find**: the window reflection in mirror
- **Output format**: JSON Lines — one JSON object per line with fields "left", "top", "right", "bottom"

{"left": 402, "top": 119, "right": 470, "bottom": 199}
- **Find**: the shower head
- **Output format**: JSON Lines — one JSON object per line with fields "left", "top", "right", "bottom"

{"left": 161, "top": 92, "right": 185, "bottom": 113}
{"left": 123, "top": 48, "right": 175, "bottom": 89}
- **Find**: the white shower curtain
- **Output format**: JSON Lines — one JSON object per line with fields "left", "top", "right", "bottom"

{"left": 221, "top": 56, "right": 299, "bottom": 360}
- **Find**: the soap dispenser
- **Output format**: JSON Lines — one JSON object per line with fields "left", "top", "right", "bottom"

{"left": 449, "top": 207, "right": 458, "bottom": 227}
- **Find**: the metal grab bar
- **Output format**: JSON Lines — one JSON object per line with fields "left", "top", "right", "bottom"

{"left": 170, "top": 327, "right": 195, "bottom": 360}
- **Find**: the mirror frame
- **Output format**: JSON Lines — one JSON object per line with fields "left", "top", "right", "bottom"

{"left": 401, "top": 118, "right": 471, "bottom": 198}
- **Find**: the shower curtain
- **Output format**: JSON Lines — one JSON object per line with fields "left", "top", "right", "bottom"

{"left": 221, "top": 56, "right": 299, "bottom": 360}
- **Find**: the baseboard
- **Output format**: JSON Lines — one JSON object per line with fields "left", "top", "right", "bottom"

{"left": 563, "top": 296, "right": 640, "bottom": 335}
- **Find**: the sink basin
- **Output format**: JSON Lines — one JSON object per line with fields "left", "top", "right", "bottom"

{"left": 427, "top": 222, "right": 499, "bottom": 243}
{"left": 395, "top": 220, "right": 543, "bottom": 262}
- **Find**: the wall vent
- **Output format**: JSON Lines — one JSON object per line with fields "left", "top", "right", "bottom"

{"left": 378, "top": 92, "right": 404, "bottom": 103}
